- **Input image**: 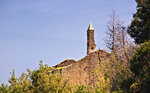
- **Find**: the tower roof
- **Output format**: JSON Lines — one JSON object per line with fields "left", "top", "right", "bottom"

{"left": 88, "top": 24, "right": 94, "bottom": 30}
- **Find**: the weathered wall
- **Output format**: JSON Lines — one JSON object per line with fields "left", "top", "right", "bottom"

{"left": 54, "top": 50, "right": 110, "bottom": 86}
{"left": 87, "top": 30, "right": 96, "bottom": 55}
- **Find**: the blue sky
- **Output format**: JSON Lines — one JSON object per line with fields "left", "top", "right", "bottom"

{"left": 0, "top": 0, "right": 136, "bottom": 83}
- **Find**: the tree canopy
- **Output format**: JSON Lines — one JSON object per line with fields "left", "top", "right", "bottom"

{"left": 0, "top": 61, "right": 73, "bottom": 93}
{"left": 128, "top": 0, "right": 150, "bottom": 44}
{"left": 129, "top": 40, "right": 150, "bottom": 93}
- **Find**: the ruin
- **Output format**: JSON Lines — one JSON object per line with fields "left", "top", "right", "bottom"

{"left": 87, "top": 24, "right": 96, "bottom": 55}
{"left": 53, "top": 24, "right": 109, "bottom": 86}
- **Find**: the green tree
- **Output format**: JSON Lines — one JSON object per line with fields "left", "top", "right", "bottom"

{"left": 129, "top": 40, "right": 150, "bottom": 93}
{"left": 30, "top": 61, "right": 72, "bottom": 93}
{"left": 0, "top": 83, "right": 7, "bottom": 93}
{"left": 0, "top": 61, "right": 72, "bottom": 93}
{"left": 74, "top": 85, "right": 89, "bottom": 93}
{"left": 96, "top": 50, "right": 132, "bottom": 92}
{"left": 4, "top": 69, "right": 33, "bottom": 93}
{"left": 128, "top": 0, "right": 150, "bottom": 44}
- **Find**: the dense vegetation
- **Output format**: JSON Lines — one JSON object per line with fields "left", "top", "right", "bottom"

{"left": 0, "top": 62, "right": 73, "bottom": 93}
{"left": 0, "top": 0, "right": 150, "bottom": 92}
{"left": 126, "top": 0, "right": 150, "bottom": 92}
{"left": 129, "top": 41, "right": 150, "bottom": 93}
{"left": 128, "top": 0, "right": 150, "bottom": 44}
{"left": 0, "top": 61, "right": 111, "bottom": 93}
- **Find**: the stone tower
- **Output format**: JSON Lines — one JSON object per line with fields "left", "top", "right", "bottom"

{"left": 87, "top": 24, "right": 96, "bottom": 55}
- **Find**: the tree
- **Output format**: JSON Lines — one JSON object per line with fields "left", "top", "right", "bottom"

{"left": 30, "top": 61, "right": 72, "bottom": 93}
{"left": 0, "top": 61, "right": 72, "bottom": 93}
{"left": 0, "top": 83, "right": 7, "bottom": 93}
{"left": 74, "top": 85, "right": 90, "bottom": 93}
{"left": 104, "top": 11, "right": 136, "bottom": 92}
{"left": 96, "top": 50, "right": 132, "bottom": 92}
{"left": 128, "top": 0, "right": 150, "bottom": 44}
{"left": 105, "top": 10, "right": 121, "bottom": 52}
{"left": 129, "top": 40, "right": 150, "bottom": 93}
{"left": 105, "top": 11, "right": 135, "bottom": 58}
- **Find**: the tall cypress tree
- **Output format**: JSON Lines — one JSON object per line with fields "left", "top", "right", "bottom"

{"left": 128, "top": 0, "right": 150, "bottom": 44}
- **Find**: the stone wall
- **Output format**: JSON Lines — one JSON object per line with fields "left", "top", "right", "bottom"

{"left": 54, "top": 50, "right": 110, "bottom": 86}
{"left": 87, "top": 29, "right": 96, "bottom": 55}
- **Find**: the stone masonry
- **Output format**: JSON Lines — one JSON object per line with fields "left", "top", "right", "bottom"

{"left": 87, "top": 24, "right": 96, "bottom": 55}
{"left": 53, "top": 24, "right": 109, "bottom": 87}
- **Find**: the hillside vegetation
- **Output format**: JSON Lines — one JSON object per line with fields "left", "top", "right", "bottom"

{"left": 0, "top": 0, "right": 150, "bottom": 92}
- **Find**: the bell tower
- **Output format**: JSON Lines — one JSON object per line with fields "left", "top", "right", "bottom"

{"left": 87, "top": 24, "right": 96, "bottom": 55}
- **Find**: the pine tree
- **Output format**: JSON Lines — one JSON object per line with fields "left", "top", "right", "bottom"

{"left": 128, "top": 0, "right": 150, "bottom": 44}
{"left": 130, "top": 40, "right": 150, "bottom": 93}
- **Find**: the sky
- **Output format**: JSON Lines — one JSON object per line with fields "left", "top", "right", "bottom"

{"left": 0, "top": 0, "right": 137, "bottom": 83}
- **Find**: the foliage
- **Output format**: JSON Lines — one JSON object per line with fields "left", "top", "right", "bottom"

{"left": 128, "top": 0, "right": 150, "bottom": 44}
{"left": 108, "top": 54, "right": 132, "bottom": 92}
{"left": 7, "top": 69, "right": 33, "bottom": 93}
{"left": 0, "top": 83, "right": 7, "bottom": 93}
{"left": 0, "top": 61, "right": 72, "bottom": 93}
{"left": 31, "top": 61, "right": 72, "bottom": 93}
{"left": 94, "top": 65, "right": 111, "bottom": 93}
{"left": 96, "top": 50, "right": 132, "bottom": 93}
{"left": 0, "top": 59, "right": 130, "bottom": 93}
{"left": 74, "top": 85, "right": 90, "bottom": 93}
{"left": 129, "top": 40, "right": 150, "bottom": 93}
{"left": 2, "top": 5, "right": 149, "bottom": 92}
{"left": 104, "top": 11, "right": 135, "bottom": 92}
{"left": 95, "top": 75, "right": 111, "bottom": 93}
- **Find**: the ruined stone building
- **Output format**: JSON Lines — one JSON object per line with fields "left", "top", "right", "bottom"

{"left": 53, "top": 24, "right": 110, "bottom": 86}
{"left": 87, "top": 24, "right": 96, "bottom": 55}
